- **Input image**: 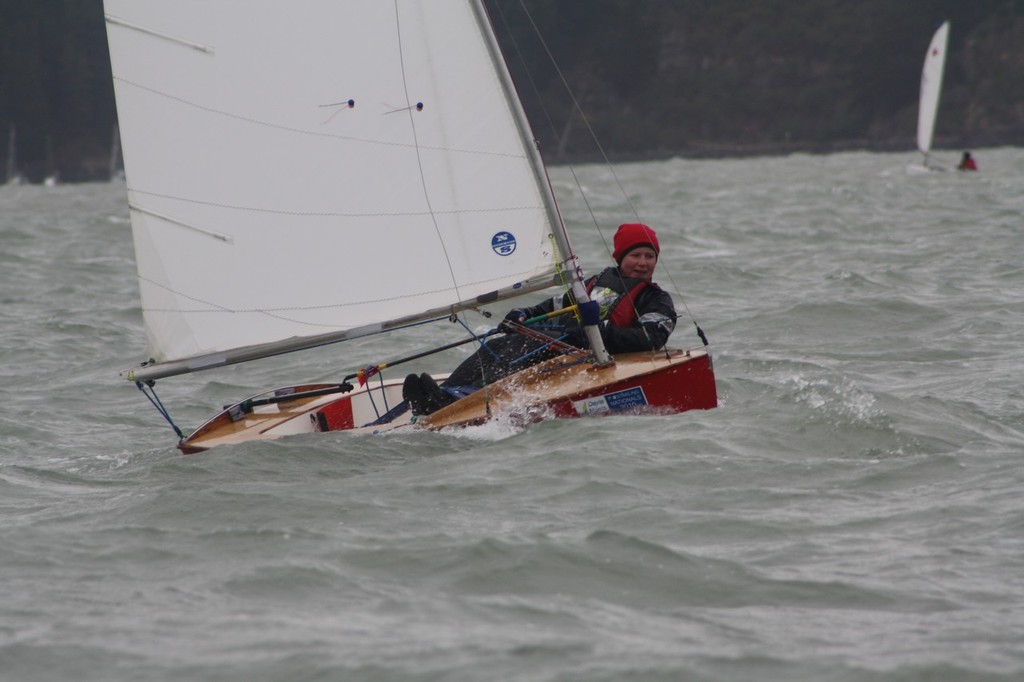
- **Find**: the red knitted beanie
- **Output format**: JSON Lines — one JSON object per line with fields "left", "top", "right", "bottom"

{"left": 612, "top": 223, "right": 660, "bottom": 263}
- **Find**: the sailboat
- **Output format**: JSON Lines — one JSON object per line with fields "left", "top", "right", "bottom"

{"left": 909, "top": 20, "right": 949, "bottom": 173}
{"left": 43, "top": 134, "right": 59, "bottom": 187}
{"left": 103, "top": 0, "right": 717, "bottom": 453}
{"left": 5, "top": 123, "right": 26, "bottom": 186}
{"left": 109, "top": 123, "right": 124, "bottom": 182}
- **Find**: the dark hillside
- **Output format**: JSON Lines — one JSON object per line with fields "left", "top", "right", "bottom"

{"left": 491, "top": 0, "right": 1024, "bottom": 160}
{"left": 1, "top": 1, "right": 1022, "bottom": 181}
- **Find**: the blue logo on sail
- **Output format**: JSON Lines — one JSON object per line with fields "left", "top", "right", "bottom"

{"left": 491, "top": 231, "right": 517, "bottom": 256}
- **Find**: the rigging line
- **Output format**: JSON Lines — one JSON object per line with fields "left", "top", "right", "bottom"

{"left": 134, "top": 381, "right": 185, "bottom": 441}
{"left": 391, "top": 0, "right": 465, "bottom": 319}
{"left": 452, "top": 315, "right": 498, "bottom": 389}
{"left": 489, "top": 3, "right": 605, "bottom": 255}
{"left": 364, "top": 373, "right": 390, "bottom": 420}
{"left": 551, "top": 234, "right": 576, "bottom": 308}
{"left": 489, "top": 3, "right": 607, "bottom": 252}
{"left": 305, "top": 317, "right": 474, "bottom": 384}
{"left": 489, "top": 2, "right": 626, "bottom": 327}
{"left": 504, "top": 0, "right": 704, "bottom": 336}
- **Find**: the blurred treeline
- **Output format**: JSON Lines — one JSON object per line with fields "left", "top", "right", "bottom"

{"left": 2, "top": 0, "right": 1022, "bottom": 182}
{"left": 1, "top": 1, "right": 114, "bottom": 182}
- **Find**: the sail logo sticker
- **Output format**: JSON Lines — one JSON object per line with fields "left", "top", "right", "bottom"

{"left": 572, "top": 386, "right": 648, "bottom": 415}
{"left": 491, "top": 231, "right": 517, "bottom": 256}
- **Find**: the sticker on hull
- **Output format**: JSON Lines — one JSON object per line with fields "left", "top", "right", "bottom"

{"left": 573, "top": 386, "right": 648, "bottom": 415}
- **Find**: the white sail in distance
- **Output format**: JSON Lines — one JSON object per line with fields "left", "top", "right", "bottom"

{"left": 105, "top": 0, "right": 566, "bottom": 381}
{"left": 917, "top": 21, "right": 949, "bottom": 156}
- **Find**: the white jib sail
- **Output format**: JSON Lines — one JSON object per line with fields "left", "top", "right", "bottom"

{"left": 105, "top": 0, "right": 565, "bottom": 380}
{"left": 917, "top": 21, "right": 949, "bottom": 156}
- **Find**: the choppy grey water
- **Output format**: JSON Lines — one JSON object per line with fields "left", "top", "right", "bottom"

{"left": 2, "top": 149, "right": 1023, "bottom": 682}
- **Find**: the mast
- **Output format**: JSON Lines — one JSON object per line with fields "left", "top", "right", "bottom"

{"left": 470, "top": 0, "right": 612, "bottom": 365}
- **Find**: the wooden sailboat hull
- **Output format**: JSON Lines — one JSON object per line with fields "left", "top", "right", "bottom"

{"left": 177, "top": 378, "right": 428, "bottom": 454}
{"left": 421, "top": 348, "right": 715, "bottom": 429}
{"left": 178, "top": 348, "right": 716, "bottom": 454}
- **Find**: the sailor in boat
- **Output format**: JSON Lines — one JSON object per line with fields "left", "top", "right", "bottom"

{"left": 403, "top": 223, "right": 678, "bottom": 416}
{"left": 957, "top": 151, "right": 978, "bottom": 171}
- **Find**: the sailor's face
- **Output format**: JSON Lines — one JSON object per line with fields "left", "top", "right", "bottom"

{"left": 619, "top": 247, "right": 657, "bottom": 280}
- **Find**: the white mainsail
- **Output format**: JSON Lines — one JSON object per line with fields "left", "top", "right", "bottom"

{"left": 105, "top": 1, "right": 570, "bottom": 381}
{"left": 916, "top": 21, "right": 949, "bottom": 157}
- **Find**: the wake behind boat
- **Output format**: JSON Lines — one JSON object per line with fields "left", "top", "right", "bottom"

{"left": 104, "top": 0, "right": 717, "bottom": 453}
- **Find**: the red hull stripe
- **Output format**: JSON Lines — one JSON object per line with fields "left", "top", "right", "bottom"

{"left": 552, "top": 353, "right": 717, "bottom": 417}
{"left": 316, "top": 397, "right": 355, "bottom": 432}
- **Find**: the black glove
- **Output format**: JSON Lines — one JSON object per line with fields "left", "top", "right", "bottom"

{"left": 498, "top": 308, "right": 528, "bottom": 334}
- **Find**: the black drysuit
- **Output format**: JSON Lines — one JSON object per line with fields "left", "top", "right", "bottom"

{"left": 443, "top": 266, "right": 677, "bottom": 390}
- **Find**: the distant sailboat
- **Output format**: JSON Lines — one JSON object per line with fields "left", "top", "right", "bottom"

{"left": 910, "top": 21, "right": 949, "bottom": 173}
{"left": 109, "top": 122, "right": 124, "bottom": 181}
{"left": 43, "top": 135, "right": 59, "bottom": 187}
{"left": 5, "top": 123, "right": 26, "bottom": 186}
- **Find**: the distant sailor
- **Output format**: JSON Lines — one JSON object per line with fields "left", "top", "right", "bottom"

{"left": 403, "top": 223, "right": 678, "bottom": 416}
{"left": 957, "top": 151, "right": 978, "bottom": 171}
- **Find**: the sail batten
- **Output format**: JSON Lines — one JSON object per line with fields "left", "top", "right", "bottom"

{"left": 106, "top": 0, "right": 565, "bottom": 378}
{"left": 105, "top": 14, "right": 215, "bottom": 54}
